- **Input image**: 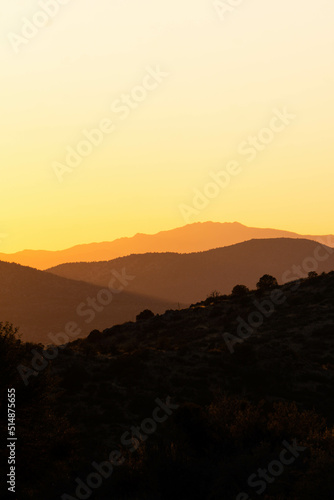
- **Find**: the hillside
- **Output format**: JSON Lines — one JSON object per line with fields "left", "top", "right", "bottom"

{"left": 1, "top": 222, "right": 333, "bottom": 270}
{"left": 3, "top": 271, "right": 334, "bottom": 499}
{"left": 48, "top": 238, "right": 334, "bottom": 304}
{"left": 0, "top": 261, "right": 180, "bottom": 343}
{"left": 64, "top": 270, "right": 334, "bottom": 426}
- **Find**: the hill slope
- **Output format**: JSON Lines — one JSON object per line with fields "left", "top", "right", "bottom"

{"left": 12, "top": 271, "right": 334, "bottom": 499}
{"left": 48, "top": 238, "right": 334, "bottom": 304}
{"left": 0, "top": 261, "right": 180, "bottom": 343}
{"left": 1, "top": 221, "right": 333, "bottom": 270}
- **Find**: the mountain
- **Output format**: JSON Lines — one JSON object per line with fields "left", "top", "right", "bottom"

{"left": 1, "top": 222, "right": 333, "bottom": 270}
{"left": 48, "top": 238, "right": 334, "bottom": 304}
{"left": 0, "top": 261, "right": 180, "bottom": 343}
{"left": 3, "top": 238, "right": 334, "bottom": 343}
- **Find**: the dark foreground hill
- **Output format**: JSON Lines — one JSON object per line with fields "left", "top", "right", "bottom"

{"left": 1, "top": 271, "right": 334, "bottom": 499}
{"left": 0, "top": 260, "right": 180, "bottom": 343}
{"left": 1, "top": 221, "right": 333, "bottom": 270}
{"left": 48, "top": 238, "right": 334, "bottom": 303}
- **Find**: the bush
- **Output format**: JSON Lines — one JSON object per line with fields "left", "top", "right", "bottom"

{"left": 136, "top": 309, "right": 155, "bottom": 322}
{"left": 231, "top": 284, "right": 249, "bottom": 297}
{"left": 256, "top": 274, "right": 278, "bottom": 291}
{"left": 207, "top": 290, "right": 221, "bottom": 299}
{"left": 87, "top": 329, "right": 103, "bottom": 343}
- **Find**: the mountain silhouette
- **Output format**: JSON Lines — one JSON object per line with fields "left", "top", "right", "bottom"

{"left": 0, "top": 260, "right": 180, "bottom": 343}
{"left": 48, "top": 238, "right": 334, "bottom": 304}
{"left": 3, "top": 238, "right": 333, "bottom": 343}
{"left": 1, "top": 222, "right": 333, "bottom": 270}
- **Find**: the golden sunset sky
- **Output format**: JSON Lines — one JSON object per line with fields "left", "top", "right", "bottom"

{"left": 1, "top": 0, "right": 333, "bottom": 252}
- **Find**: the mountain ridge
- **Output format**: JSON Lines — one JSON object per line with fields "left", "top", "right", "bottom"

{"left": 0, "top": 260, "right": 181, "bottom": 344}
{"left": 1, "top": 222, "right": 333, "bottom": 270}
{"left": 47, "top": 238, "right": 334, "bottom": 304}
{"left": 3, "top": 237, "right": 334, "bottom": 343}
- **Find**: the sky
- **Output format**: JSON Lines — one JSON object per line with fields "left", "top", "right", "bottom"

{"left": 1, "top": 0, "right": 333, "bottom": 252}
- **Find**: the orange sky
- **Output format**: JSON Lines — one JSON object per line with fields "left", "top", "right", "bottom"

{"left": 1, "top": 0, "right": 333, "bottom": 252}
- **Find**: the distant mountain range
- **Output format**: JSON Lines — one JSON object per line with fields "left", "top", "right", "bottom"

{"left": 1, "top": 222, "right": 333, "bottom": 270}
{"left": 48, "top": 238, "right": 334, "bottom": 304}
{"left": 2, "top": 237, "right": 334, "bottom": 343}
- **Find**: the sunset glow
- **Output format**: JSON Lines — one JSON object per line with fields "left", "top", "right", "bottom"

{"left": 1, "top": 0, "right": 333, "bottom": 252}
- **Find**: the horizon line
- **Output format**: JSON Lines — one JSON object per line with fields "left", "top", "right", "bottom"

{"left": 1, "top": 220, "right": 334, "bottom": 255}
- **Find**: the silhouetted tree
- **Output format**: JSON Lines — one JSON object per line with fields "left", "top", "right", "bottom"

{"left": 308, "top": 271, "right": 318, "bottom": 279}
{"left": 136, "top": 309, "right": 155, "bottom": 322}
{"left": 231, "top": 284, "right": 249, "bottom": 297}
{"left": 256, "top": 274, "right": 278, "bottom": 291}
{"left": 87, "top": 329, "right": 103, "bottom": 343}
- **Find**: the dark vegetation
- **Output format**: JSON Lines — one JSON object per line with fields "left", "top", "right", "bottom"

{"left": 256, "top": 274, "right": 278, "bottom": 290}
{"left": 136, "top": 309, "right": 155, "bottom": 322}
{"left": 1, "top": 272, "right": 334, "bottom": 499}
{"left": 0, "top": 323, "right": 79, "bottom": 499}
{"left": 232, "top": 284, "right": 250, "bottom": 296}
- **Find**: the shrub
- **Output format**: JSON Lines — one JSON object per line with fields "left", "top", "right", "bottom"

{"left": 256, "top": 274, "right": 278, "bottom": 291}
{"left": 136, "top": 309, "right": 155, "bottom": 322}
{"left": 231, "top": 284, "right": 249, "bottom": 297}
{"left": 87, "top": 329, "right": 103, "bottom": 343}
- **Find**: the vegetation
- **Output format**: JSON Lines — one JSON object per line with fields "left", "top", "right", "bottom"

{"left": 113, "top": 397, "right": 334, "bottom": 500}
{"left": 0, "top": 323, "right": 78, "bottom": 499}
{"left": 136, "top": 309, "right": 155, "bottom": 322}
{"left": 1, "top": 272, "right": 334, "bottom": 498}
{"left": 231, "top": 284, "right": 250, "bottom": 296}
{"left": 256, "top": 274, "right": 278, "bottom": 290}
